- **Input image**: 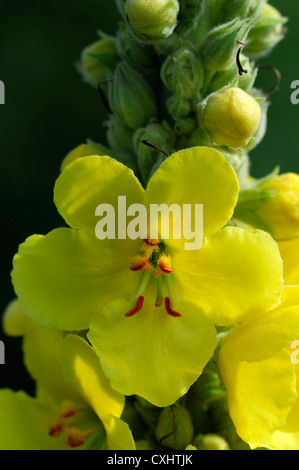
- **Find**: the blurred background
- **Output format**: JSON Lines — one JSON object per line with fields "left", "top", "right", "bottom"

{"left": 0, "top": 0, "right": 298, "bottom": 394}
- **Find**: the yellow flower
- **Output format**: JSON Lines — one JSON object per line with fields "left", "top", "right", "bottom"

{"left": 278, "top": 237, "right": 299, "bottom": 285}
{"left": 0, "top": 300, "right": 135, "bottom": 450}
{"left": 12, "top": 147, "right": 283, "bottom": 406}
{"left": 202, "top": 87, "right": 261, "bottom": 148}
{"left": 218, "top": 286, "right": 299, "bottom": 449}
{"left": 254, "top": 173, "right": 299, "bottom": 240}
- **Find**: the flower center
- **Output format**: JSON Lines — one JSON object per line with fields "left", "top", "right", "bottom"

{"left": 126, "top": 239, "right": 181, "bottom": 318}
{"left": 48, "top": 400, "right": 106, "bottom": 450}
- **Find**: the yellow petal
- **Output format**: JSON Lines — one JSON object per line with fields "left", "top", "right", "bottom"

{"left": 0, "top": 390, "right": 65, "bottom": 450}
{"left": 12, "top": 227, "right": 140, "bottom": 330}
{"left": 218, "top": 349, "right": 297, "bottom": 445}
{"left": 59, "top": 335, "right": 125, "bottom": 419}
{"left": 220, "top": 286, "right": 299, "bottom": 362}
{"left": 173, "top": 226, "right": 283, "bottom": 326}
{"left": 101, "top": 414, "right": 135, "bottom": 450}
{"left": 54, "top": 155, "right": 146, "bottom": 231}
{"left": 145, "top": 146, "right": 239, "bottom": 242}
{"left": 278, "top": 237, "right": 299, "bottom": 285}
{"left": 88, "top": 295, "right": 217, "bottom": 407}
{"left": 260, "top": 366, "right": 299, "bottom": 450}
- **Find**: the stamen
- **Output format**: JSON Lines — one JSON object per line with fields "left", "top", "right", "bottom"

{"left": 67, "top": 437, "right": 85, "bottom": 448}
{"left": 130, "top": 259, "right": 147, "bottom": 271}
{"left": 155, "top": 277, "right": 163, "bottom": 307}
{"left": 143, "top": 238, "right": 160, "bottom": 246}
{"left": 125, "top": 295, "right": 144, "bottom": 317}
{"left": 158, "top": 261, "right": 174, "bottom": 274}
{"left": 49, "top": 424, "right": 63, "bottom": 437}
{"left": 165, "top": 297, "right": 182, "bottom": 318}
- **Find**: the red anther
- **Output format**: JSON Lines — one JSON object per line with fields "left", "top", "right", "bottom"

{"left": 125, "top": 296, "right": 144, "bottom": 317}
{"left": 158, "top": 262, "right": 174, "bottom": 274}
{"left": 143, "top": 238, "right": 159, "bottom": 246}
{"left": 67, "top": 437, "right": 85, "bottom": 448}
{"left": 62, "top": 410, "right": 76, "bottom": 418}
{"left": 130, "top": 260, "right": 147, "bottom": 271}
{"left": 164, "top": 297, "right": 181, "bottom": 318}
{"left": 49, "top": 425, "right": 63, "bottom": 437}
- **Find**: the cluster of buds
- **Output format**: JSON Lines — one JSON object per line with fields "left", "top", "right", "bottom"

{"left": 76, "top": 0, "right": 286, "bottom": 186}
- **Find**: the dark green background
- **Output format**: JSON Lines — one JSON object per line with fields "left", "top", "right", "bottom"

{"left": 0, "top": 0, "right": 298, "bottom": 393}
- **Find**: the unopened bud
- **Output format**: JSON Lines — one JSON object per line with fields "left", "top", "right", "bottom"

{"left": 166, "top": 85, "right": 192, "bottom": 119}
{"left": 237, "top": 173, "right": 299, "bottom": 240}
{"left": 155, "top": 404, "right": 194, "bottom": 450}
{"left": 107, "top": 116, "right": 135, "bottom": 154}
{"left": 208, "top": 53, "right": 256, "bottom": 94}
{"left": 161, "top": 48, "right": 203, "bottom": 100}
{"left": 193, "top": 433, "right": 230, "bottom": 450}
{"left": 108, "top": 62, "right": 158, "bottom": 130}
{"left": 201, "top": 18, "right": 252, "bottom": 71}
{"left": 125, "top": 0, "right": 180, "bottom": 40}
{"left": 220, "top": 0, "right": 266, "bottom": 22}
{"left": 202, "top": 87, "right": 261, "bottom": 148}
{"left": 133, "top": 122, "right": 175, "bottom": 182}
{"left": 78, "top": 37, "right": 119, "bottom": 88}
{"left": 245, "top": 4, "right": 287, "bottom": 59}
{"left": 61, "top": 141, "right": 110, "bottom": 170}
{"left": 116, "top": 24, "right": 155, "bottom": 73}
{"left": 176, "top": 0, "right": 205, "bottom": 35}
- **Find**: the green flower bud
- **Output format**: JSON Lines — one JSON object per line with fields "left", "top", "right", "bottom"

{"left": 78, "top": 37, "right": 119, "bottom": 88}
{"left": 220, "top": 0, "right": 266, "bottom": 23}
{"left": 108, "top": 62, "right": 158, "bottom": 130}
{"left": 174, "top": 117, "right": 196, "bottom": 136}
{"left": 187, "top": 361, "right": 225, "bottom": 405}
{"left": 176, "top": 0, "right": 205, "bottom": 35}
{"left": 161, "top": 48, "right": 203, "bottom": 100}
{"left": 134, "top": 397, "right": 160, "bottom": 430}
{"left": 133, "top": 122, "right": 175, "bottom": 182}
{"left": 166, "top": 86, "right": 192, "bottom": 119}
{"left": 201, "top": 87, "right": 262, "bottom": 148}
{"left": 155, "top": 404, "right": 194, "bottom": 450}
{"left": 185, "top": 0, "right": 223, "bottom": 49}
{"left": 245, "top": 4, "right": 287, "bottom": 59}
{"left": 193, "top": 433, "right": 230, "bottom": 450}
{"left": 107, "top": 116, "right": 135, "bottom": 154}
{"left": 116, "top": 23, "right": 155, "bottom": 74}
{"left": 201, "top": 18, "right": 252, "bottom": 72}
{"left": 207, "top": 53, "right": 256, "bottom": 95}
{"left": 125, "top": 0, "right": 180, "bottom": 40}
